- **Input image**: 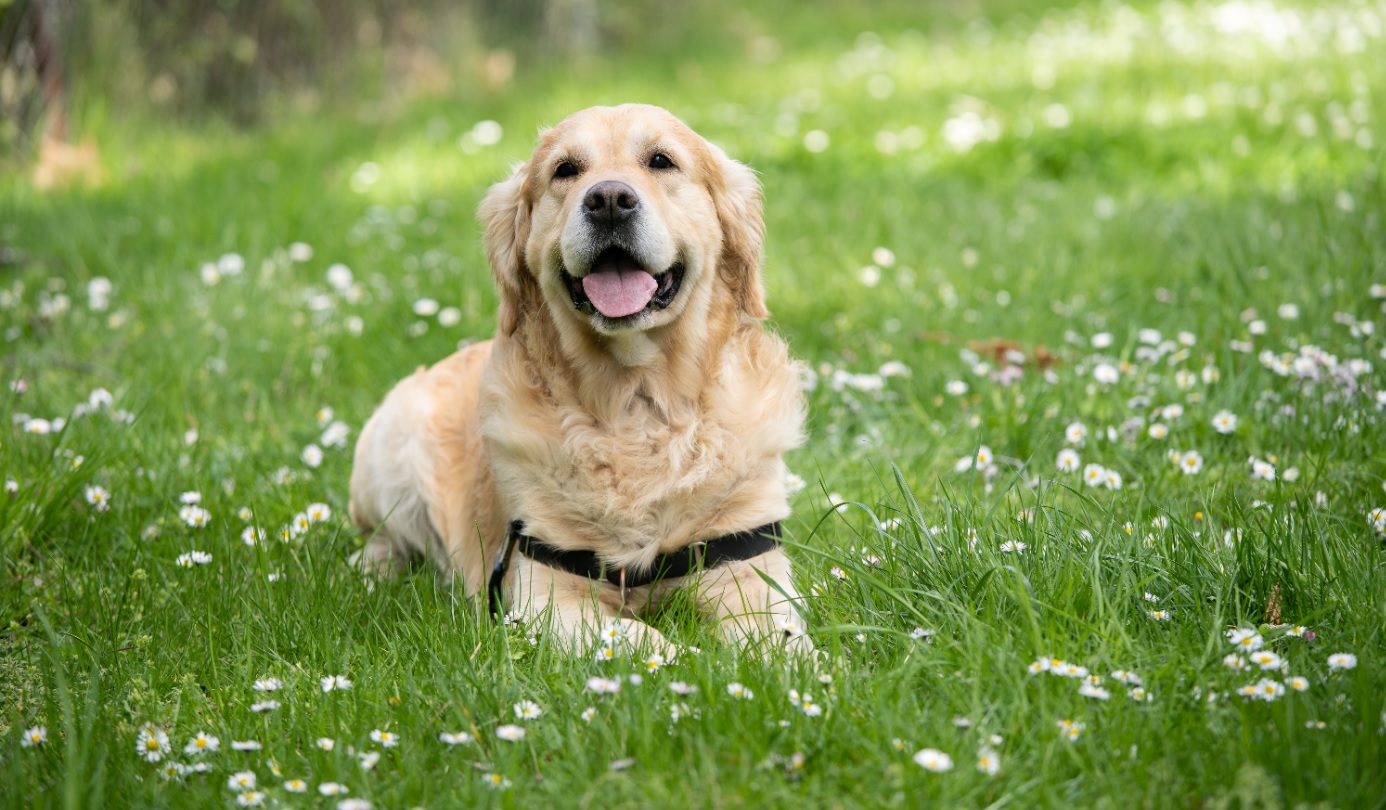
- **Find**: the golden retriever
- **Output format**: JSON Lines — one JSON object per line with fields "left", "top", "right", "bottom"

{"left": 348, "top": 104, "right": 810, "bottom": 653}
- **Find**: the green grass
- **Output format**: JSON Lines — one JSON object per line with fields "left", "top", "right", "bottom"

{"left": 3, "top": 0, "right": 1385, "bottom": 806}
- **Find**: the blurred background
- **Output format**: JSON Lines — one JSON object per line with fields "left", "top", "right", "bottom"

{"left": 5, "top": 0, "right": 969, "bottom": 155}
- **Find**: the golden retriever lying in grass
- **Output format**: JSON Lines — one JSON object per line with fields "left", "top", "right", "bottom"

{"left": 349, "top": 104, "right": 810, "bottom": 654}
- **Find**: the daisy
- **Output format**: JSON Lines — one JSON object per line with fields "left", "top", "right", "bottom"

{"left": 1149, "top": 610, "right": 1170, "bottom": 621}
{"left": 1093, "top": 363, "right": 1119, "bottom": 384}
{"left": 1105, "top": 470, "right": 1124, "bottom": 490}
{"left": 321, "top": 421, "right": 350, "bottom": 449}
{"left": 580, "top": 707, "right": 597, "bottom": 723}
{"left": 976, "top": 747, "right": 1000, "bottom": 776}
{"left": 136, "top": 723, "right": 170, "bottom": 762}
{"left": 598, "top": 620, "right": 627, "bottom": 645}
{"left": 252, "top": 678, "right": 282, "bottom": 692}
{"left": 1082, "top": 464, "right": 1107, "bottom": 487}
{"left": 237, "top": 507, "right": 253, "bottom": 521}
{"left": 669, "top": 681, "right": 698, "bottom": 696}
{"left": 160, "top": 763, "right": 186, "bottom": 781}
{"left": 184, "top": 731, "right": 219, "bottom": 755}
{"left": 1078, "top": 683, "right": 1111, "bottom": 701}
{"left": 306, "top": 503, "right": 332, "bottom": 523}
{"left": 1286, "top": 626, "right": 1310, "bottom": 638}
{"left": 1065, "top": 422, "right": 1087, "bottom": 445}
{"left": 670, "top": 703, "right": 693, "bottom": 722}
{"left": 1288, "top": 676, "right": 1310, "bottom": 692}
{"left": 513, "top": 700, "right": 543, "bottom": 720}
{"left": 21, "top": 726, "right": 47, "bottom": 747}
{"left": 777, "top": 614, "right": 807, "bottom": 638}
{"left": 284, "top": 779, "right": 308, "bottom": 793}
{"left": 800, "top": 695, "right": 824, "bottom": 717}
{"left": 1212, "top": 410, "right": 1238, "bottom": 434}
{"left": 912, "top": 748, "right": 953, "bottom": 772}
{"left": 644, "top": 653, "right": 665, "bottom": 672}
{"left": 726, "top": 682, "right": 755, "bottom": 700}
{"left": 975, "top": 445, "right": 993, "bottom": 466}
{"left": 179, "top": 505, "right": 212, "bottom": 528}
{"left": 909, "top": 627, "right": 935, "bottom": 641}
{"left": 495, "top": 724, "right": 526, "bottom": 742}
{"left": 316, "top": 737, "right": 336, "bottom": 751}
{"left": 1057, "top": 719, "right": 1084, "bottom": 741}
{"left": 318, "top": 782, "right": 348, "bottom": 796}
{"left": 1227, "top": 629, "right": 1263, "bottom": 651}
{"left": 301, "top": 445, "right": 324, "bottom": 468}
{"left": 236, "top": 791, "right": 265, "bottom": 807}
{"left": 1148, "top": 423, "right": 1169, "bottom": 440}
{"left": 1253, "top": 679, "right": 1285, "bottom": 701}
{"left": 439, "top": 731, "right": 473, "bottom": 745}
{"left": 594, "top": 646, "right": 618, "bottom": 662}
{"left": 1224, "top": 654, "right": 1248, "bottom": 670}
{"left": 1250, "top": 458, "right": 1276, "bottom": 481}
{"left": 1128, "top": 687, "right": 1151, "bottom": 701}
{"left": 1327, "top": 653, "right": 1357, "bottom": 672}
{"left": 585, "top": 676, "right": 621, "bottom": 694}
{"left": 358, "top": 751, "right": 380, "bottom": 770}
{"left": 84, "top": 485, "right": 111, "bottom": 511}
{"left": 1111, "top": 670, "right": 1143, "bottom": 685}
{"left": 227, "top": 771, "right": 257, "bottom": 790}
{"left": 483, "top": 773, "right": 512, "bottom": 790}
{"left": 250, "top": 700, "right": 280, "bottom": 713}
{"left": 321, "top": 675, "right": 352, "bottom": 692}
{"left": 1055, "top": 448, "right": 1081, "bottom": 472}
{"left": 1180, "top": 451, "right": 1204, "bottom": 475}
{"left": 1250, "top": 651, "right": 1285, "bottom": 671}
{"left": 231, "top": 740, "right": 262, "bottom": 751}
{"left": 369, "top": 729, "right": 399, "bottom": 747}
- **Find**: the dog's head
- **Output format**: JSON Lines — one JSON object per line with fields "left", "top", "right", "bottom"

{"left": 479, "top": 104, "right": 767, "bottom": 348}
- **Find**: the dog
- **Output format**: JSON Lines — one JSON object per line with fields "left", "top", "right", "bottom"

{"left": 348, "top": 104, "right": 810, "bottom": 654}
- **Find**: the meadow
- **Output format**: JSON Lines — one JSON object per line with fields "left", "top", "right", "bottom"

{"left": 2, "top": 0, "right": 1384, "bottom": 806}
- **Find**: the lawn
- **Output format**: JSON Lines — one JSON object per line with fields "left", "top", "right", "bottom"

{"left": 2, "top": 0, "right": 1385, "bottom": 807}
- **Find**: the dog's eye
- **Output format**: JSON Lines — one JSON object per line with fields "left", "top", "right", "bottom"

{"left": 554, "top": 162, "right": 579, "bottom": 179}
{"left": 648, "top": 153, "right": 675, "bottom": 170}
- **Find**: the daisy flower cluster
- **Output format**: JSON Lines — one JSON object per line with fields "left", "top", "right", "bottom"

{"left": 1027, "top": 657, "right": 1148, "bottom": 703}
{"left": 116, "top": 672, "right": 401, "bottom": 803}
{"left": 1220, "top": 626, "right": 1355, "bottom": 707}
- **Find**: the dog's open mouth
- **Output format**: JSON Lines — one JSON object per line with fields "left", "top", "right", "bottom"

{"left": 563, "top": 247, "right": 684, "bottom": 320}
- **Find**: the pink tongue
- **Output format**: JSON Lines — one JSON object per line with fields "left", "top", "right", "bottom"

{"left": 582, "top": 267, "right": 658, "bottom": 318}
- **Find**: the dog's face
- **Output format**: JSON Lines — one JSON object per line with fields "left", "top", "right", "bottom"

{"left": 480, "top": 105, "right": 767, "bottom": 345}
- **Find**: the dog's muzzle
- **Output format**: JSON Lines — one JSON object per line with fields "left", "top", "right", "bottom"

{"left": 562, "top": 246, "right": 684, "bottom": 321}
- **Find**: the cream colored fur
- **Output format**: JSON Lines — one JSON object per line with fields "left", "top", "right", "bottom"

{"left": 349, "top": 104, "right": 810, "bottom": 653}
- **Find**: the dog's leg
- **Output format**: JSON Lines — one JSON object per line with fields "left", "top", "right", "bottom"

{"left": 348, "top": 528, "right": 414, "bottom": 578}
{"left": 695, "top": 551, "right": 815, "bottom": 656}
{"left": 509, "top": 556, "right": 671, "bottom": 653}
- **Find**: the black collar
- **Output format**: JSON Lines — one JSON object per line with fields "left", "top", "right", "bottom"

{"left": 488, "top": 520, "right": 783, "bottom": 617}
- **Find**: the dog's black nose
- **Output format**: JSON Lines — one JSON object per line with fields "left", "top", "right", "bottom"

{"left": 583, "top": 181, "right": 640, "bottom": 227}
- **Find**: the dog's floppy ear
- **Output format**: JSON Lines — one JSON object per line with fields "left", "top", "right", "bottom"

{"left": 478, "top": 164, "right": 533, "bottom": 335}
{"left": 709, "top": 147, "right": 769, "bottom": 319}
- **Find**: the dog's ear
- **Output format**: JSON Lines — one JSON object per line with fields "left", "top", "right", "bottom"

{"left": 478, "top": 164, "right": 533, "bottom": 335}
{"left": 708, "top": 147, "right": 769, "bottom": 319}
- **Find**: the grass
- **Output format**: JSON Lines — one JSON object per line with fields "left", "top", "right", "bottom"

{"left": 2, "top": 0, "right": 1385, "bottom": 806}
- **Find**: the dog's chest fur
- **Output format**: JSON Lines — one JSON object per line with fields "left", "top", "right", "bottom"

{"left": 480, "top": 330, "right": 804, "bottom": 571}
